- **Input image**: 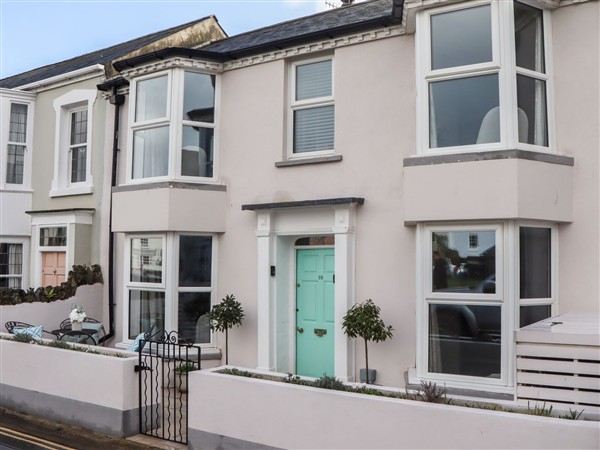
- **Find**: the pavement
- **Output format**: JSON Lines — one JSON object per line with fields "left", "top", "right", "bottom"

{"left": 0, "top": 407, "right": 179, "bottom": 450}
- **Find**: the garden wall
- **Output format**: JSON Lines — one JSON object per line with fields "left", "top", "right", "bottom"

{"left": 188, "top": 368, "right": 600, "bottom": 450}
{"left": 0, "top": 283, "right": 103, "bottom": 334}
{"left": 0, "top": 336, "right": 141, "bottom": 437}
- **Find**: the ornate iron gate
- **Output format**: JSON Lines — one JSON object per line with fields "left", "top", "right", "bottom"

{"left": 136, "top": 331, "right": 200, "bottom": 444}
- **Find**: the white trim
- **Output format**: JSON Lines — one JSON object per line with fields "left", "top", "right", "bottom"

{"left": 15, "top": 64, "right": 105, "bottom": 92}
{"left": 50, "top": 89, "right": 96, "bottom": 197}
{"left": 1, "top": 94, "right": 35, "bottom": 190}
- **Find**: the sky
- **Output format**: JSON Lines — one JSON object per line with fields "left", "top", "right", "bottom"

{"left": 0, "top": 0, "right": 353, "bottom": 79}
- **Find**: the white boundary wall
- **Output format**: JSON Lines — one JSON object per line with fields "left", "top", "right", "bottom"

{"left": 188, "top": 368, "right": 600, "bottom": 450}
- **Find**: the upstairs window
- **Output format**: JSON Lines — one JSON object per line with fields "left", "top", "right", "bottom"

{"left": 6, "top": 103, "right": 28, "bottom": 185}
{"left": 69, "top": 109, "right": 88, "bottom": 183}
{"left": 129, "top": 70, "right": 217, "bottom": 182}
{"left": 418, "top": 1, "right": 550, "bottom": 153}
{"left": 289, "top": 58, "right": 335, "bottom": 156}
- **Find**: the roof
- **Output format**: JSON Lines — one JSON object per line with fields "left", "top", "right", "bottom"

{"left": 0, "top": 16, "right": 217, "bottom": 89}
{"left": 114, "top": 0, "right": 403, "bottom": 72}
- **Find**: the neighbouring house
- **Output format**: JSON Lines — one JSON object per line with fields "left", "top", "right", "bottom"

{"left": 2, "top": 0, "right": 599, "bottom": 405}
{"left": 0, "top": 17, "right": 226, "bottom": 325}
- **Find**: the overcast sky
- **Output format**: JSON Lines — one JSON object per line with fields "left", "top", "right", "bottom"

{"left": 0, "top": 0, "right": 351, "bottom": 79}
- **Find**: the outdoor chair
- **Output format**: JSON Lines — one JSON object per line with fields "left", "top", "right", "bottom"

{"left": 59, "top": 317, "right": 107, "bottom": 345}
{"left": 4, "top": 321, "right": 59, "bottom": 339}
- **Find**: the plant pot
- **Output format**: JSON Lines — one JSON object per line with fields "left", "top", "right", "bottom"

{"left": 359, "top": 368, "right": 377, "bottom": 384}
{"left": 72, "top": 322, "right": 82, "bottom": 331}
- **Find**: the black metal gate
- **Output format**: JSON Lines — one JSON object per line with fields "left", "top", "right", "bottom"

{"left": 136, "top": 331, "right": 200, "bottom": 444}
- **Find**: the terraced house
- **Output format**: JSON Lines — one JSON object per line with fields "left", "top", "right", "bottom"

{"left": 2, "top": 0, "right": 598, "bottom": 420}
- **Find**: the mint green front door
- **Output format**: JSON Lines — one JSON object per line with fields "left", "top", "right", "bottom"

{"left": 296, "top": 248, "right": 335, "bottom": 378}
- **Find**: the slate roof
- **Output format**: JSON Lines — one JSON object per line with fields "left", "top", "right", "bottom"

{"left": 0, "top": 16, "right": 216, "bottom": 89}
{"left": 202, "top": 0, "right": 400, "bottom": 57}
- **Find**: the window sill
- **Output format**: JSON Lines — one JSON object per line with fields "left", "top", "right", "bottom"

{"left": 113, "top": 181, "right": 226, "bottom": 193}
{"left": 404, "top": 149, "right": 574, "bottom": 167}
{"left": 49, "top": 185, "right": 93, "bottom": 197}
{"left": 275, "top": 155, "right": 342, "bottom": 167}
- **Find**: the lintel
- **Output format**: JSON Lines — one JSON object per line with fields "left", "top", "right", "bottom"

{"left": 242, "top": 197, "right": 365, "bottom": 211}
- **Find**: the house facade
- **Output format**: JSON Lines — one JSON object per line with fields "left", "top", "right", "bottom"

{"left": 102, "top": 0, "right": 599, "bottom": 397}
{"left": 2, "top": 0, "right": 598, "bottom": 400}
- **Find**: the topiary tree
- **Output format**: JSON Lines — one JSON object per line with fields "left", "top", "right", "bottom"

{"left": 208, "top": 294, "right": 245, "bottom": 365}
{"left": 342, "top": 299, "right": 393, "bottom": 384}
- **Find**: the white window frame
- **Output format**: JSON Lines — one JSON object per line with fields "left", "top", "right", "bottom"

{"left": 126, "top": 69, "right": 219, "bottom": 185}
{"left": 123, "top": 232, "right": 217, "bottom": 346}
{"left": 415, "top": 220, "right": 557, "bottom": 392}
{"left": 0, "top": 238, "right": 29, "bottom": 289}
{"left": 67, "top": 107, "right": 89, "bottom": 186}
{"left": 1, "top": 93, "right": 35, "bottom": 190}
{"left": 416, "top": 0, "right": 554, "bottom": 155}
{"left": 50, "top": 89, "right": 95, "bottom": 197}
{"left": 287, "top": 56, "right": 335, "bottom": 159}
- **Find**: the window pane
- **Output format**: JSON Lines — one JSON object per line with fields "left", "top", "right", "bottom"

{"left": 296, "top": 60, "right": 332, "bottom": 101}
{"left": 6, "top": 144, "right": 25, "bottom": 184}
{"left": 179, "top": 236, "right": 212, "bottom": 287}
{"left": 70, "top": 146, "right": 87, "bottom": 183}
{"left": 129, "top": 290, "right": 165, "bottom": 339}
{"left": 429, "top": 74, "right": 499, "bottom": 148}
{"left": 130, "top": 237, "right": 163, "bottom": 283}
{"left": 40, "top": 227, "right": 67, "bottom": 247}
{"left": 520, "top": 227, "right": 551, "bottom": 299}
{"left": 183, "top": 72, "right": 215, "bottom": 123}
{"left": 135, "top": 75, "right": 168, "bottom": 122}
{"left": 430, "top": 5, "right": 492, "bottom": 70}
{"left": 520, "top": 305, "right": 551, "bottom": 328}
{"left": 517, "top": 75, "right": 547, "bottom": 146}
{"left": 178, "top": 292, "right": 211, "bottom": 343}
{"left": 132, "top": 126, "right": 169, "bottom": 179}
{"left": 429, "top": 304, "right": 501, "bottom": 378}
{"left": 9, "top": 103, "right": 27, "bottom": 143}
{"left": 70, "top": 110, "right": 88, "bottom": 145}
{"left": 0, "top": 243, "right": 23, "bottom": 289}
{"left": 432, "top": 231, "right": 496, "bottom": 293}
{"left": 294, "top": 105, "right": 334, "bottom": 153}
{"left": 181, "top": 126, "right": 213, "bottom": 177}
{"left": 514, "top": 2, "right": 545, "bottom": 73}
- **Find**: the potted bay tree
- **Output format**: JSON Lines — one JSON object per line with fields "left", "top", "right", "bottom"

{"left": 208, "top": 294, "right": 245, "bottom": 365}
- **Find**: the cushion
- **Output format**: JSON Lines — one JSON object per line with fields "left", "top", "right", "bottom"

{"left": 14, "top": 325, "right": 43, "bottom": 340}
{"left": 128, "top": 332, "right": 146, "bottom": 352}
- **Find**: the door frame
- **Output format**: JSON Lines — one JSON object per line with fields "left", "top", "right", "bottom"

{"left": 294, "top": 244, "right": 335, "bottom": 376}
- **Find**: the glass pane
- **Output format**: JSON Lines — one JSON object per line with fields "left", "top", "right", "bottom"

{"left": 520, "top": 305, "right": 551, "bottom": 328}
{"left": 0, "top": 243, "right": 23, "bottom": 278}
{"left": 295, "top": 235, "right": 335, "bottom": 246}
{"left": 517, "top": 75, "right": 547, "bottom": 146}
{"left": 432, "top": 231, "right": 496, "bottom": 293}
{"left": 520, "top": 227, "right": 551, "bottom": 299}
{"left": 130, "top": 237, "right": 163, "bottom": 283}
{"left": 179, "top": 235, "right": 212, "bottom": 287}
{"left": 514, "top": 2, "right": 545, "bottom": 73}
{"left": 178, "top": 292, "right": 211, "bottom": 343}
{"left": 431, "top": 5, "right": 492, "bottom": 70}
{"left": 40, "top": 227, "right": 67, "bottom": 247}
{"left": 135, "top": 75, "right": 168, "bottom": 122}
{"left": 293, "top": 105, "right": 334, "bottom": 153}
{"left": 70, "top": 110, "right": 88, "bottom": 145}
{"left": 429, "top": 74, "right": 499, "bottom": 148}
{"left": 296, "top": 60, "right": 332, "bottom": 101}
{"left": 181, "top": 126, "right": 214, "bottom": 177}
{"left": 6, "top": 144, "right": 25, "bottom": 184}
{"left": 9, "top": 103, "right": 27, "bottom": 143}
{"left": 132, "top": 126, "right": 169, "bottom": 179}
{"left": 129, "top": 290, "right": 165, "bottom": 339}
{"left": 70, "top": 147, "right": 87, "bottom": 183}
{"left": 183, "top": 72, "right": 215, "bottom": 123}
{"left": 429, "top": 304, "right": 501, "bottom": 378}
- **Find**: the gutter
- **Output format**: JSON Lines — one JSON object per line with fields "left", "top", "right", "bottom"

{"left": 15, "top": 64, "right": 105, "bottom": 91}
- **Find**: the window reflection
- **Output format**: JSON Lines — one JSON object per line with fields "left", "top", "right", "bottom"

{"left": 429, "top": 304, "right": 501, "bottom": 378}
{"left": 432, "top": 231, "right": 496, "bottom": 293}
{"left": 130, "top": 237, "right": 163, "bottom": 283}
{"left": 129, "top": 290, "right": 165, "bottom": 339}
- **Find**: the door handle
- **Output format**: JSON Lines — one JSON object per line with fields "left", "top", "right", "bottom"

{"left": 296, "top": 327, "right": 304, "bottom": 333}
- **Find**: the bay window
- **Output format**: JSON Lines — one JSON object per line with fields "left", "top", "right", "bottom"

{"left": 418, "top": 0, "right": 551, "bottom": 153}
{"left": 125, "top": 234, "right": 215, "bottom": 344}
{"left": 419, "top": 222, "right": 556, "bottom": 389}
{"left": 129, "top": 69, "right": 217, "bottom": 182}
